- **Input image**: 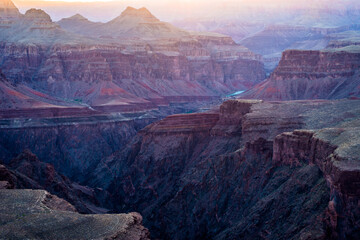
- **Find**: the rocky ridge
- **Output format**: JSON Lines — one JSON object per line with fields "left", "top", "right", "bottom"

{"left": 0, "top": 189, "right": 150, "bottom": 240}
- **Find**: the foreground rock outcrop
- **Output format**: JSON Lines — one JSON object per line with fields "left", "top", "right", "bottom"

{"left": 0, "top": 189, "right": 150, "bottom": 240}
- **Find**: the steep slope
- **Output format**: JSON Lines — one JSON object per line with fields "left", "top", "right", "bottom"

{"left": 241, "top": 48, "right": 360, "bottom": 100}
{"left": 0, "top": 189, "right": 150, "bottom": 239}
{"left": 0, "top": 0, "right": 20, "bottom": 20}
{"left": 85, "top": 99, "right": 360, "bottom": 239}
{"left": 0, "top": 150, "right": 113, "bottom": 213}
{"left": 0, "top": 69, "right": 105, "bottom": 118}
{"left": 0, "top": 71, "right": 57, "bottom": 109}
{"left": 0, "top": 112, "right": 157, "bottom": 183}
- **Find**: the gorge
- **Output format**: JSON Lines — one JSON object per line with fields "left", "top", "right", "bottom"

{"left": 1, "top": 0, "right": 360, "bottom": 239}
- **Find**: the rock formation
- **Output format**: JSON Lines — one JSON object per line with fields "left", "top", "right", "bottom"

{"left": 1, "top": 97, "right": 360, "bottom": 239}
{"left": 1, "top": 1, "right": 360, "bottom": 239}
{"left": 0, "top": 189, "right": 150, "bottom": 240}
{"left": 241, "top": 48, "right": 360, "bottom": 100}
{"left": 81, "top": 99, "right": 360, "bottom": 239}
{"left": 0, "top": 0, "right": 20, "bottom": 20}
{"left": 0, "top": 2, "right": 265, "bottom": 117}
{"left": 0, "top": 150, "right": 113, "bottom": 213}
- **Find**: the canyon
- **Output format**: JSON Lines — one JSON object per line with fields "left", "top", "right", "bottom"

{"left": 0, "top": 0, "right": 360, "bottom": 239}
{"left": 2, "top": 98, "right": 359, "bottom": 239}
{"left": 83, "top": 99, "right": 360, "bottom": 239}
{"left": 0, "top": 2, "right": 265, "bottom": 119}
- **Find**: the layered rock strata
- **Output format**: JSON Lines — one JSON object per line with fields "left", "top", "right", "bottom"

{"left": 86, "top": 99, "right": 360, "bottom": 239}
{"left": 0, "top": 3, "right": 266, "bottom": 116}
{"left": 241, "top": 49, "right": 360, "bottom": 100}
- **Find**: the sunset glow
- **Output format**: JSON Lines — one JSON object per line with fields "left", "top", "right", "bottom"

{"left": 12, "top": 0, "right": 360, "bottom": 22}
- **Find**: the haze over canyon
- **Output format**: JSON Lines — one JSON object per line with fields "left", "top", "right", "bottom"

{"left": 0, "top": 0, "right": 360, "bottom": 239}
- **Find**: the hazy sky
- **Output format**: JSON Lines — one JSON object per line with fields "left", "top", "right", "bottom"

{"left": 11, "top": 0, "right": 360, "bottom": 22}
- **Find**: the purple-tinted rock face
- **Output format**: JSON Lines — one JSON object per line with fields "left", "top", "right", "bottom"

{"left": 0, "top": 43, "right": 265, "bottom": 106}
{"left": 1, "top": 1, "right": 360, "bottom": 240}
{"left": 0, "top": 3, "right": 266, "bottom": 114}
{"left": 0, "top": 150, "right": 112, "bottom": 214}
{"left": 1, "top": 99, "right": 360, "bottom": 239}
{"left": 0, "top": 116, "right": 154, "bottom": 183}
{"left": 83, "top": 99, "right": 360, "bottom": 239}
{"left": 241, "top": 50, "right": 360, "bottom": 100}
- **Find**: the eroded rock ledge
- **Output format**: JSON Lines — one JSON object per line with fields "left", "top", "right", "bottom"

{"left": 0, "top": 189, "right": 150, "bottom": 240}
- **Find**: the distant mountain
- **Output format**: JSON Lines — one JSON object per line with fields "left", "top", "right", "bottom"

{"left": 0, "top": 7, "right": 91, "bottom": 44}
{"left": 0, "top": 1, "right": 265, "bottom": 115}
{"left": 58, "top": 6, "right": 189, "bottom": 40}
{"left": 57, "top": 13, "right": 102, "bottom": 36}
{"left": 0, "top": 0, "right": 20, "bottom": 20}
{"left": 239, "top": 25, "right": 360, "bottom": 72}
{"left": 173, "top": 6, "right": 360, "bottom": 73}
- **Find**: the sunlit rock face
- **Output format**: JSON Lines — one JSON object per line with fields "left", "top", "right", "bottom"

{"left": 0, "top": 0, "right": 20, "bottom": 20}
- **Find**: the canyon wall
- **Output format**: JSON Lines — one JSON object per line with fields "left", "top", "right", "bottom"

{"left": 241, "top": 49, "right": 360, "bottom": 100}
{"left": 0, "top": 150, "right": 114, "bottom": 214}
{"left": 86, "top": 99, "right": 360, "bottom": 239}
{"left": 0, "top": 4, "right": 266, "bottom": 113}
{"left": 1, "top": 97, "right": 359, "bottom": 239}
{"left": 0, "top": 116, "right": 155, "bottom": 183}
{"left": 0, "top": 43, "right": 265, "bottom": 104}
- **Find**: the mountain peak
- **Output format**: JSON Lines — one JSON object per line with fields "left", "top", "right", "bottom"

{"left": 0, "top": 0, "right": 17, "bottom": 9}
{"left": 67, "top": 14, "right": 88, "bottom": 21}
{"left": 120, "top": 6, "right": 158, "bottom": 20}
{"left": 0, "top": 0, "right": 20, "bottom": 19}
{"left": 25, "top": 8, "right": 52, "bottom": 22}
